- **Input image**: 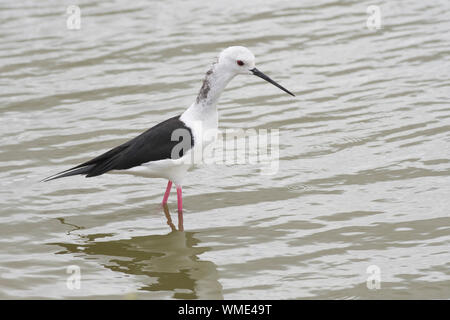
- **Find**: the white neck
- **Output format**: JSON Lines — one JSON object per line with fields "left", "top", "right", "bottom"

{"left": 181, "top": 63, "right": 236, "bottom": 121}
{"left": 180, "top": 62, "right": 236, "bottom": 149}
{"left": 195, "top": 62, "right": 236, "bottom": 107}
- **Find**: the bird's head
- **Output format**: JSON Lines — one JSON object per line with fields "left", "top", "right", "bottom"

{"left": 218, "top": 46, "right": 295, "bottom": 97}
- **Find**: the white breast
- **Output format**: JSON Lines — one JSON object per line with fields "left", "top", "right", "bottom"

{"left": 180, "top": 103, "right": 219, "bottom": 149}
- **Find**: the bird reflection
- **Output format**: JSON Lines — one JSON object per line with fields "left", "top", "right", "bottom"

{"left": 52, "top": 206, "right": 222, "bottom": 299}
{"left": 162, "top": 203, "right": 183, "bottom": 232}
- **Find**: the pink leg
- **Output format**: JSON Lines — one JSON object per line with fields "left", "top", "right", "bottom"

{"left": 176, "top": 185, "right": 183, "bottom": 213}
{"left": 162, "top": 180, "right": 172, "bottom": 206}
{"left": 176, "top": 185, "right": 184, "bottom": 231}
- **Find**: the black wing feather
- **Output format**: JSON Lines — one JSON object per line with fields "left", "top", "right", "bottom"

{"left": 43, "top": 115, "right": 194, "bottom": 181}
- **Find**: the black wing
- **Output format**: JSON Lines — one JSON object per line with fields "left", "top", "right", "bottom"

{"left": 43, "top": 115, "right": 194, "bottom": 181}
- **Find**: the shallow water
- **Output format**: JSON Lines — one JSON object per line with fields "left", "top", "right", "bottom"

{"left": 0, "top": 0, "right": 449, "bottom": 299}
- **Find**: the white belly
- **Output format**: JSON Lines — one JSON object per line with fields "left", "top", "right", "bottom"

{"left": 113, "top": 158, "right": 191, "bottom": 184}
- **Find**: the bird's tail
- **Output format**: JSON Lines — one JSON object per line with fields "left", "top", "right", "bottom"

{"left": 41, "top": 165, "right": 95, "bottom": 182}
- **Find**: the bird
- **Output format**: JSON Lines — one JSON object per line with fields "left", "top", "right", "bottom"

{"left": 43, "top": 46, "right": 294, "bottom": 225}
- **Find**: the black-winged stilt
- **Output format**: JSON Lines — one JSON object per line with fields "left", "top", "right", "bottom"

{"left": 43, "top": 46, "right": 294, "bottom": 225}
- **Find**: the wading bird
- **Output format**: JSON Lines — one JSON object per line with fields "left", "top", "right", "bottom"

{"left": 44, "top": 46, "right": 294, "bottom": 226}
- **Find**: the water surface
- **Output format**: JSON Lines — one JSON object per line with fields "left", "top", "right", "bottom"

{"left": 0, "top": 0, "right": 449, "bottom": 299}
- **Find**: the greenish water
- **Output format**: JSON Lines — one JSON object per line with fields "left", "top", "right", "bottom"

{"left": 0, "top": 0, "right": 449, "bottom": 299}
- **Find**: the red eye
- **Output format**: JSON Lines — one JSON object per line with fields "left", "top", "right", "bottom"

{"left": 236, "top": 60, "right": 244, "bottom": 66}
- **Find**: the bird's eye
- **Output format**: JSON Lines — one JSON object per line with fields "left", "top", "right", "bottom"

{"left": 236, "top": 60, "right": 244, "bottom": 66}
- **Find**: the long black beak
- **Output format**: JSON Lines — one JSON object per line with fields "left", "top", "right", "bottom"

{"left": 250, "top": 68, "right": 295, "bottom": 97}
